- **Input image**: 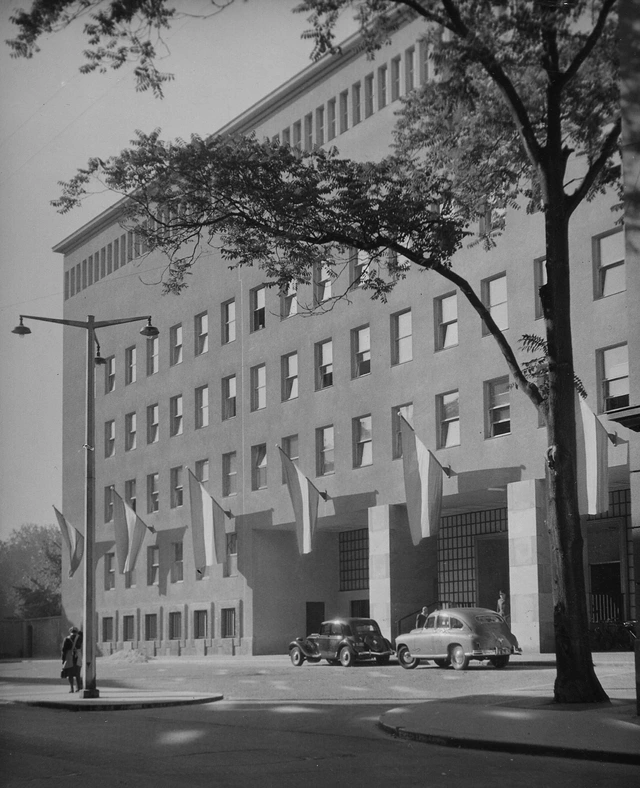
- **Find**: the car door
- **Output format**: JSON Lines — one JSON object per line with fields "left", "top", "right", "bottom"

{"left": 432, "top": 613, "right": 451, "bottom": 657}
{"left": 315, "top": 622, "right": 332, "bottom": 657}
{"left": 411, "top": 613, "right": 437, "bottom": 656}
{"left": 328, "top": 622, "right": 345, "bottom": 657}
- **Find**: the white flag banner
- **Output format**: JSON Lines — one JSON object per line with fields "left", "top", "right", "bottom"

{"left": 53, "top": 506, "right": 84, "bottom": 578}
{"left": 187, "top": 469, "right": 227, "bottom": 572}
{"left": 576, "top": 396, "right": 609, "bottom": 515}
{"left": 112, "top": 491, "right": 152, "bottom": 574}
{"left": 278, "top": 446, "right": 321, "bottom": 555}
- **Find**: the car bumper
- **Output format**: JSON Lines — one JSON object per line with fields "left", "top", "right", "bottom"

{"left": 354, "top": 648, "right": 394, "bottom": 659}
{"left": 470, "top": 646, "right": 522, "bottom": 658}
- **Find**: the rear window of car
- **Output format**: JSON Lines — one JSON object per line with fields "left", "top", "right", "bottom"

{"left": 475, "top": 614, "right": 502, "bottom": 624}
{"left": 450, "top": 617, "right": 464, "bottom": 629}
{"left": 354, "top": 622, "right": 380, "bottom": 635}
{"left": 330, "top": 623, "right": 344, "bottom": 636}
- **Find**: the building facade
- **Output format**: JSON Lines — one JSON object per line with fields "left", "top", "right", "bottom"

{"left": 55, "top": 15, "right": 635, "bottom": 657}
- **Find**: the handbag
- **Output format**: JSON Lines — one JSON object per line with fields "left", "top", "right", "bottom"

{"left": 60, "top": 669, "right": 65, "bottom": 679}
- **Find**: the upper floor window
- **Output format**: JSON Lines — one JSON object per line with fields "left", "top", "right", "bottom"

{"left": 170, "top": 324, "right": 183, "bottom": 366}
{"left": 222, "top": 374, "right": 237, "bottom": 420}
{"left": 147, "top": 545, "right": 159, "bottom": 586}
{"left": 377, "top": 64, "right": 388, "bottom": 108}
{"left": 391, "top": 55, "right": 401, "bottom": 101}
{"left": 304, "top": 112, "right": 313, "bottom": 151}
{"left": 169, "top": 394, "right": 183, "bottom": 437}
{"left": 391, "top": 309, "right": 412, "bottom": 365}
{"left": 364, "top": 73, "right": 374, "bottom": 117}
{"left": 104, "top": 420, "right": 115, "bottom": 458}
{"left": 104, "top": 552, "right": 115, "bottom": 591}
{"left": 292, "top": 120, "right": 302, "bottom": 149}
{"left": 195, "top": 458, "right": 209, "bottom": 483}
{"left": 352, "top": 81, "right": 362, "bottom": 125}
{"left": 146, "top": 336, "right": 159, "bottom": 376}
{"left": 339, "top": 90, "right": 349, "bottom": 133}
{"left": 315, "top": 263, "right": 333, "bottom": 304}
{"left": 170, "top": 465, "right": 184, "bottom": 508}
{"left": 595, "top": 229, "right": 625, "bottom": 298}
{"left": 599, "top": 343, "right": 629, "bottom": 412}
{"left": 281, "top": 352, "right": 299, "bottom": 401}
{"left": 392, "top": 403, "right": 413, "bottom": 459}
{"left": 195, "top": 384, "right": 209, "bottom": 429}
{"left": 195, "top": 311, "right": 209, "bottom": 355}
{"left": 353, "top": 415, "right": 373, "bottom": 468}
{"left": 437, "top": 390, "right": 460, "bottom": 448}
{"left": 222, "top": 299, "right": 236, "bottom": 343}
{"left": 315, "top": 340, "right": 333, "bottom": 390}
{"left": 435, "top": 292, "right": 458, "bottom": 350}
{"left": 351, "top": 250, "right": 370, "bottom": 287}
{"left": 104, "top": 484, "right": 115, "bottom": 523}
{"left": 282, "top": 127, "right": 291, "bottom": 146}
{"left": 250, "top": 364, "right": 267, "bottom": 411}
{"left": 352, "top": 325, "right": 371, "bottom": 378}
{"left": 222, "top": 451, "right": 237, "bottom": 497}
{"left": 482, "top": 273, "right": 508, "bottom": 333}
{"left": 125, "top": 346, "right": 136, "bottom": 384}
{"left": 147, "top": 473, "right": 159, "bottom": 514}
{"left": 281, "top": 434, "right": 299, "bottom": 483}
{"left": 485, "top": 377, "right": 510, "bottom": 437}
{"left": 250, "top": 286, "right": 266, "bottom": 332}
{"left": 125, "top": 478, "right": 137, "bottom": 512}
{"left": 171, "top": 541, "right": 184, "bottom": 583}
{"left": 280, "top": 282, "right": 297, "bottom": 319}
{"left": 147, "top": 403, "right": 159, "bottom": 444}
{"left": 405, "top": 46, "right": 415, "bottom": 92}
{"left": 327, "top": 98, "right": 337, "bottom": 140}
{"left": 251, "top": 444, "right": 268, "bottom": 490}
{"left": 124, "top": 412, "right": 137, "bottom": 451}
{"left": 105, "top": 356, "right": 115, "bottom": 393}
{"left": 316, "top": 106, "right": 325, "bottom": 146}
{"left": 316, "top": 425, "right": 335, "bottom": 476}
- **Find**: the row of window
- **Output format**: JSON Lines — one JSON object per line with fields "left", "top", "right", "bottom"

{"left": 101, "top": 607, "right": 237, "bottom": 642}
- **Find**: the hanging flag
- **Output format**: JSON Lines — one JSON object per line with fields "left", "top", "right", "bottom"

{"left": 399, "top": 416, "right": 444, "bottom": 545}
{"left": 187, "top": 469, "right": 228, "bottom": 572}
{"left": 112, "top": 491, "right": 153, "bottom": 574}
{"left": 53, "top": 506, "right": 84, "bottom": 578}
{"left": 576, "top": 396, "right": 609, "bottom": 515}
{"left": 278, "top": 446, "right": 322, "bottom": 555}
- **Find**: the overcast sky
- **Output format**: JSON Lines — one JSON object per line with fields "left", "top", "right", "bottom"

{"left": 0, "top": 0, "right": 352, "bottom": 541}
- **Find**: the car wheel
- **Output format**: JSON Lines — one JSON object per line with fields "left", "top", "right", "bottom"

{"left": 339, "top": 647, "right": 355, "bottom": 667}
{"left": 450, "top": 645, "right": 470, "bottom": 671}
{"left": 397, "top": 645, "right": 419, "bottom": 670}
{"left": 290, "top": 646, "right": 305, "bottom": 667}
{"left": 375, "top": 655, "right": 390, "bottom": 665}
{"left": 434, "top": 658, "right": 449, "bottom": 668}
{"left": 326, "top": 659, "right": 340, "bottom": 666}
{"left": 489, "top": 655, "right": 510, "bottom": 669}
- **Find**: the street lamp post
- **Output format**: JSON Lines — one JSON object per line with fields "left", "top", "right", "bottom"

{"left": 13, "top": 313, "right": 159, "bottom": 698}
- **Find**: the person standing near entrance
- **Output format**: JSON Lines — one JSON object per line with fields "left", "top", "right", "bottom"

{"left": 415, "top": 607, "right": 429, "bottom": 629}
{"left": 61, "top": 626, "right": 83, "bottom": 693}
{"left": 497, "top": 591, "right": 508, "bottom": 621}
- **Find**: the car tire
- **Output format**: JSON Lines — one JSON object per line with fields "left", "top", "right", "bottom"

{"left": 397, "top": 645, "right": 419, "bottom": 670}
{"left": 450, "top": 645, "right": 470, "bottom": 671}
{"left": 434, "top": 658, "right": 449, "bottom": 668}
{"left": 375, "top": 655, "right": 390, "bottom": 665}
{"left": 489, "top": 655, "right": 510, "bottom": 669}
{"left": 290, "top": 646, "right": 305, "bottom": 667}
{"left": 339, "top": 647, "right": 355, "bottom": 667}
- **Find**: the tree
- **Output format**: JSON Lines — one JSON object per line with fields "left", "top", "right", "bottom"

{"left": 0, "top": 525, "right": 62, "bottom": 619}
{"left": 8, "top": 0, "right": 621, "bottom": 702}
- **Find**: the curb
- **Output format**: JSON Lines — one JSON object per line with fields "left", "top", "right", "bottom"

{"left": 14, "top": 693, "right": 223, "bottom": 712}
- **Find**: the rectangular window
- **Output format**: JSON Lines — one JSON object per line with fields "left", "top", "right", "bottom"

{"left": 304, "top": 112, "right": 313, "bottom": 150}
{"left": 221, "top": 608, "right": 236, "bottom": 639}
{"left": 600, "top": 343, "right": 629, "bottom": 412}
{"left": 147, "top": 473, "right": 159, "bottom": 513}
{"left": 171, "top": 541, "right": 184, "bottom": 583}
{"left": 352, "top": 81, "right": 361, "bottom": 125}
{"left": 105, "top": 356, "right": 115, "bottom": 393}
{"left": 419, "top": 39, "right": 430, "bottom": 84}
{"left": 87, "top": 256, "right": 93, "bottom": 286}
{"left": 534, "top": 256, "right": 547, "bottom": 319}
{"left": 194, "top": 610, "right": 208, "bottom": 639}
{"left": 120, "top": 233, "right": 127, "bottom": 265}
{"left": 392, "top": 403, "right": 413, "bottom": 459}
{"left": 170, "top": 324, "right": 183, "bottom": 366}
{"left": 194, "top": 311, "right": 209, "bottom": 355}
{"left": 226, "top": 532, "right": 238, "bottom": 577}
{"left": 486, "top": 377, "right": 511, "bottom": 437}
{"left": 250, "top": 286, "right": 266, "bottom": 332}
{"left": 107, "top": 243, "right": 114, "bottom": 275}
{"left": 316, "top": 106, "right": 325, "bottom": 146}
{"left": 391, "top": 309, "right": 412, "bottom": 365}
{"left": 195, "top": 384, "right": 209, "bottom": 428}
{"left": 195, "top": 458, "right": 209, "bottom": 483}
{"left": 250, "top": 364, "right": 267, "bottom": 411}
{"left": 339, "top": 529, "right": 369, "bottom": 591}
{"left": 351, "top": 249, "right": 370, "bottom": 286}
{"left": 377, "top": 64, "right": 388, "bottom": 108}
{"left": 104, "top": 553, "right": 115, "bottom": 590}
{"left": 353, "top": 415, "right": 373, "bottom": 468}
{"left": 281, "top": 434, "right": 299, "bottom": 483}
{"left": 364, "top": 73, "right": 374, "bottom": 117}
{"left": 104, "top": 485, "right": 115, "bottom": 523}
{"left": 113, "top": 239, "right": 119, "bottom": 271}
{"left": 281, "top": 352, "right": 299, "bottom": 401}
{"left": 170, "top": 466, "right": 184, "bottom": 508}
{"left": 316, "top": 425, "right": 335, "bottom": 476}
{"left": 222, "top": 374, "right": 237, "bottom": 420}
{"left": 281, "top": 127, "right": 291, "bottom": 146}
{"left": 352, "top": 325, "right": 371, "bottom": 377}
{"left": 168, "top": 611, "right": 182, "bottom": 640}
{"left": 64, "top": 270, "right": 70, "bottom": 300}
{"left": 222, "top": 451, "right": 237, "bottom": 497}
{"left": 391, "top": 55, "right": 401, "bottom": 101}
{"left": 125, "top": 412, "right": 137, "bottom": 451}
{"left": 124, "top": 346, "right": 136, "bottom": 385}
{"left": 146, "top": 336, "right": 159, "bottom": 376}
{"left": 482, "top": 273, "right": 508, "bottom": 333}
{"left": 339, "top": 90, "right": 349, "bottom": 133}
{"left": 125, "top": 478, "right": 137, "bottom": 512}
{"left": 222, "top": 299, "right": 236, "bottom": 343}
{"left": 102, "top": 616, "right": 114, "bottom": 641}
{"left": 405, "top": 46, "right": 415, "bottom": 91}
{"left": 435, "top": 292, "right": 458, "bottom": 349}
{"left": 147, "top": 545, "right": 160, "bottom": 586}
{"left": 280, "top": 281, "right": 297, "bottom": 319}
{"left": 595, "top": 228, "right": 625, "bottom": 297}
{"left": 251, "top": 444, "right": 267, "bottom": 490}
{"left": 104, "top": 420, "right": 115, "bottom": 458}
{"left": 327, "top": 98, "right": 337, "bottom": 140}
{"left": 122, "top": 615, "right": 134, "bottom": 642}
{"left": 169, "top": 395, "right": 183, "bottom": 437}
{"left": 314, "top": 263, "right": 332, "bottom": 303}
{"left": 144, "top": 614, "right": 157, "bottom": 641}
{"left": 147, "top": 403, "right": 159, "bottom": 444}
{"left": 82, "top": 259, "right": 87, "bottom": 289}
{"left": 315, "top": 340, "right": 333, "bottom": 390}
{"left": 292, "top": 120, "right": 302, "bottom": 149}
{"left": 438, "top": 390, "right": 460, "bottom": 448}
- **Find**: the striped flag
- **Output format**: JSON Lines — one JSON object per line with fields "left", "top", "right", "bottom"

{"left": 53, "top": 506, "right": 84, "bottom": 578}
{"left": 187, "top": 469, "right": 228, "bottom": 572}
{"left": 278, "top": 446, "right": 321, "bottom": 555}
{"left": 112, "top": 491, "right": 153, "bottom": 573}
{"left": 399, "top": 416, "right": 444, "bottom": 545}
{"left": 576, "top": 396, "right": 609, "bottom": 515}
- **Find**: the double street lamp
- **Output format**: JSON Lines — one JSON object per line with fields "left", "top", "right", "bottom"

{"left": 13, "top": 313, "right": 159, "bottom": 698}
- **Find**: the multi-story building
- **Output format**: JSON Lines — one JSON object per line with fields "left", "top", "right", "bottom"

{"left": 54, "top": 15, "right": 635, "bottom": 657}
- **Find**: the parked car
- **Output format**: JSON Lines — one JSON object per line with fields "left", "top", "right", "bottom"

{"left": 289, "top": 617, "right": 394, "bottom": 667}
{"left": 395, "top": 607, "right": 521, "bottom": 671}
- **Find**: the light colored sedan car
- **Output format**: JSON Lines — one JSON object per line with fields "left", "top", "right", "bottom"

{"left": 395, "top": 607, "right": 521, "bottom": 670}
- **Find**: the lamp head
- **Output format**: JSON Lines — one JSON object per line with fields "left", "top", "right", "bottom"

{"left": 140, "top": 317, "right": 159, "bottom": 337}
{"left": 94, "top": 350, "right": 107, "bottom": 366}
{"left": 11, "top": 317, "right": 31, "bottom": 337}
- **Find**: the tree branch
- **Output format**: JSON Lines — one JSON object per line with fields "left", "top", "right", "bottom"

{"left": 566, "top": 116, "right": 621, "bottom": 215}
{"left": 560, "top": 0, "right": 617, "bottom": 88}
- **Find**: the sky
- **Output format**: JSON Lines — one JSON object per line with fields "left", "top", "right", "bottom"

{"left": 0, "top": 0, "right": 352, "bottom": 542}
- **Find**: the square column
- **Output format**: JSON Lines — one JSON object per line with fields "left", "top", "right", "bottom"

{"left": 368, "top": 504, "right": 392, "bottom": 637}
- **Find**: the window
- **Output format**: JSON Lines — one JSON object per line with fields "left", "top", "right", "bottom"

{"left": 195, "top": 458, "right": 209, "bottom": 483}
{"left": 315, "top": 262, "right": 332, "bottom": 303}
{"left": 144, "top": 614, "right": 157, "bottom": 641}
{"left": 292, "top": 120, "right": 302, "bottom": 149}
{"left": 170, "top": 324, "right": 183, "bottom": 366}
{"left": 222, "top": 299, "right": 236, "bottom": 343}
{"left": 226, "top": 533, "right": 238, "bottom": 577}
{"left": 125, "top": 412, "right": 137, "bottom": 451}
{"left": 600, "top": 344, "right": 629, "bottom": 412}
{"left": 339, "top": 90, "right": 349, "bottom": 133}
{"left": 170, "top": 466, "right": 184, "bottom": 508}
{"left": 281, "top": 353, "right": 299, "bottom": 401}
{"left": 104, "top": 553, "right": 115, "bottom": 590}
{"left": 147, "top": 335, "right": 159, "bottom": 376}
{"left": 169, "top": 395, "right": 183, "bottom": 436}
{"left": 435, "top": 292, "right": 458, "bottom": 349}
{"left": 147, "top": 403, "right": 159, "bottom": 444}
{"left": 353, "top": 415, "right": 373, "bottom": 467}
{"left": 486, "top": 377, "right": 511, "bottom": 437}
{"left": 391, "top": 55, "right": 401, "bottom": 100}
{"left": 392, "top": 403, "right": 413, "bottom": 459}
{"left": 391, "top": 309, "right": 412, "bottom": 365}
{"left": 222, "top": 451, "right": 237, "bottom": 497}
{"left": 405, "top": 46, "right": 415, "bottom": 91}
{"left": 195, "top": 385, "right": 209, "bottom": 428}
{"left": 171, "top": 541, "right": 184, "bottom": 583}
{"left": 194, "top": 311, "right": 209, "bottom": 355}
{"left": 364, "top": 73, "right": 374, "bottom": 117}
{"left": 125, "top": 346, "right": 136, "bottom": 384}
{"left": 316, "top": 425, "right": 335, "bottom": 476}
{"left": 251, "top": 444, "right": 267, "bottom": 490}
{"left": 194, "top": 610, "right": 208, "bottom": 639}
{"left": 169, "top": 611, "right": 182, "bottom": 640}
{"left": 377, "top": 64, "right": 388, "bottom": 108}
{"left": 122, "top": 615, "right": 135, "bottom": 642}
{"left": 327, "top": 98, "right": 337, "bottom": 140}
{"left": 438, "top": 390, "right": 460, "bottom": 448}
{"left": 250, "top": 364, "right": 267, "bottom": 411}
{"left": 221, "top": 608, "right": 236, "bottom": 639}
{"left": 147, "top": 473, "right": 159, "bottom": 513}
{"left": 351, "top": 249, "right": 371, "bottom": 286}
{"left": 280, "top": 282, "right": 297, "bottom": 319}
{"left": 352, "top": 81, "right": 361, "bottom": 124}
{"left": 250, "top": 286, "right": 266, "bottom": 332}
{"left": 104, "top": 485, "right": 115, "bottom": 523}
{"left": 222, "top": 374, "right": 237, "bottom": 420}
{"left": 102, "top": 617, "right": 114, "bottom": 642}
{"left": 282, "top": 127, "right": 291, "bottom": 146}
{"left": 419, "top": 39, "right": 430, "bottom": 84}
{"left": 125, "top": 478, "right": 137, "bottom": 511}
{"left": 104, "top": 420, "right": 115, "bottom": 458}
{"left": 304, "top": 112, "right": 313, "bottom": 150}
{"left": 339, "top": 529, "right": 369, "bottom": 591}
{"left": 281, "top": 434, "right": 299, "bottom": 482}
{"left": 315, "top": 340, "right": 333, "bottom": 390}
{"left": 316, "top": 106, "right": 325, "bottom": 146}
{"left": 147, "top": 545, "right": 160, "bottom": 585}
{"left": 352, "top": 325, "right": 371, "bottom": 377}
{"left": 482, "top": 273, "right": 508, "bottom": 333}
{"left": 595, "top": 229, "right": 625, "bottom": 297}
{"left": 105, "top": 356, "right": 115, "bottom": 393}
{"left": 534, "top": 256, "right": 547, "bottom": 319}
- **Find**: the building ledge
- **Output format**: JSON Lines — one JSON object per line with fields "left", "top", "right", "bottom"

{"left": 607, "top": 405, "right": 640, "bottom": 433}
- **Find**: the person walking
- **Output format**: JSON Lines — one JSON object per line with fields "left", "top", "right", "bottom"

{"left": 61, "top": 626, "right": 83, "bottom": 693}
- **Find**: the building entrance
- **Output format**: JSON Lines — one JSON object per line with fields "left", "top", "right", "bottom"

{"left": 476, "top": 535, "right": 510, "bottom": 612}
{"left": 306, "top": 602, "right": 325, "bottom": 635}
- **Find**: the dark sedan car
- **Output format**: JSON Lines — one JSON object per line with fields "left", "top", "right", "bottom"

{"left": 289, "top": 617, "right": 394, "bottom": 667}
{"left": 395, "top": 607, "right": 521, "bottom": 670}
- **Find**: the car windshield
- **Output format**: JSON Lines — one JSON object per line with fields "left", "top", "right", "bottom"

{"left": 354, "top": 622, "right": 380, "bottom": 635}
{"left": 475, "top": 614, "right": 503, "bottom": 624}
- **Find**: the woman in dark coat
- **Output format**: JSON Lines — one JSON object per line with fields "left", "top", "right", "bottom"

{"left": 61, "top": 626, "right": 83, "bottom": 693}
